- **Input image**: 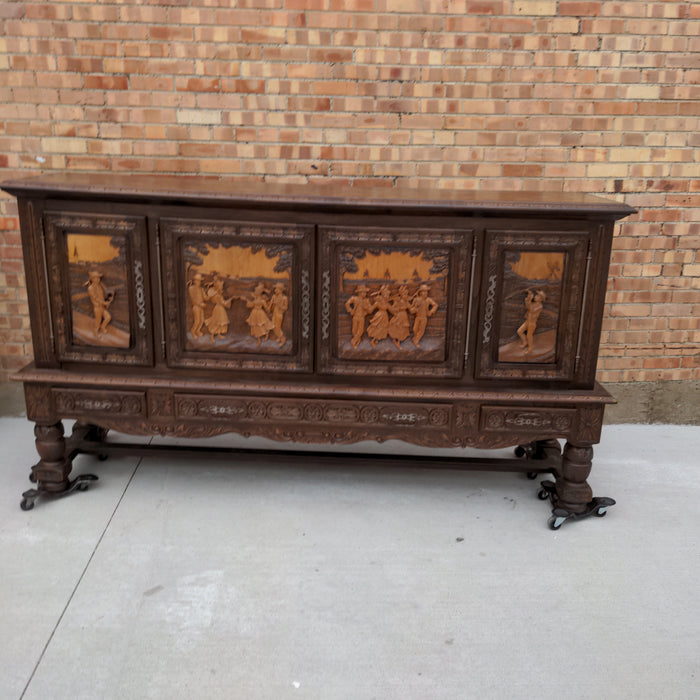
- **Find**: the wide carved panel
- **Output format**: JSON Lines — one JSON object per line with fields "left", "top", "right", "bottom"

{"left": 160, "top": 217, "right": 314, "bottom": 372}
{"left": 317, "top": 225, "right": 472, "bottom": 378}
{"left": 476, "top": 226, "right": 590, "bottom": 381}
{"left": 43, "top": 212, "right": 153, "bottom": 366}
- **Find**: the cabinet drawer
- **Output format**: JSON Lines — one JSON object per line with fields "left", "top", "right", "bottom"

{"left": 51, "top": 388, "right": 147, "bottom": 417}
{"left": 480, "top": 405, "right": 577, "bottom": 434}
{"left": 173, "top": 393, "right": 452, "bottom": 430}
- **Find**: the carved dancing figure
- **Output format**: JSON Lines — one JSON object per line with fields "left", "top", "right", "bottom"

{"left": 367, "top": 285, "right": 392, "bottom": 349}
{"left": 246, "top": 283, "right": 274, "bottom": 345}
{"left": 344, "top": 284, "right": 374, "bottom": 349}
{"left": 268, "top": 282, "right": 289, "bottom": 347}
{"left": 205, "top": 275, "right": 232, "bottom": 342}
{"left": 388, "top": 285, "right": 411, "bottom": 350}
{"left": 188, "top": 272, "right": 206, "bottom": 338}
{"left": 409, "top": 284, "right": 438, "bottom": 348}
{"left": 517, "top": 289, "right": 546, "bottom": 354}
{"left": 86, "top": 270, "right": 114, "bottom": 335}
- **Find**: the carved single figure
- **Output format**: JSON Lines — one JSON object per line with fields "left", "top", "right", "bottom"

{"left": 188, "top": 272, "right": 206, "bottom": 338}
{"left": 205, "top": 275, "right": 232, "bottom": 342}
{"left": 367, "top": 285, "right": 392, "bottom": 349}
{"left": 246, "top": 283, "right": 274, "bottom": 346}
{"left": 409, "top": 284, "right": 438, "bottom": 348}
{"left": 517, "top": 289, "right": 546, "bottom": 354}
{"left": 345, "top": 284, "right": 374, "bottom": 349}
{"left": 388, "top": 285, "right": 411, "bottom": 350}
{"left": 86, "top": 270, "right": 114, "bottom": 335}
{"left": 268, "top": 282, "right": 289, "bottom": 347}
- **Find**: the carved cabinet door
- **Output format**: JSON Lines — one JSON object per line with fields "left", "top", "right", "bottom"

{"left": 317, "top": 224, "right": 473, "bottom": 378}
{"left": 475, "top": 224, "right": 592, "bottom": 382}
{"left": 160, "top": 217, "right": 314, "bottom": 372}
{"left": 43, "top": 211, "right": 153, "bottom": 366}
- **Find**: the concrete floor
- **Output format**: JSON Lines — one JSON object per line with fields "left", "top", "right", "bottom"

{"left": 0, "top": 418, "right": 698, "bottom": 699}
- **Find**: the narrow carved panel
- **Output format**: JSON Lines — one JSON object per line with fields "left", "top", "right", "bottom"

{"left": 576, "top": 405, "right": 604, "bottom": 443}
{"left": 24, "top": 383, "right": 55, "bottom": 421}
{"left": 148, "top": 389, "right": 175, "bottom": 418}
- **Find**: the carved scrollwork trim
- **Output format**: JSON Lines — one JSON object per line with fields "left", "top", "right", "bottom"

{"left": 301, "top": 269, "right": 311, "bottom": 340}
{"left": 321, "top": 270, "right": 331, "bottom": 341}
{"left": 482, "top": 273, "right": 498, "bottom": 345}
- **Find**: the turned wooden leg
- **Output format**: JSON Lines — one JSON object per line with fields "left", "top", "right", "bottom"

{"left": 31, "top": 421, "right": 72, "bottom": 493}
{"left": 555, "top": 442, "right": 594, "bottom": 514}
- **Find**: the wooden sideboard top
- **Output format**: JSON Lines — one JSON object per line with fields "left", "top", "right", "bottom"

{"left": 1, "top": 173, "right": 635, "bottom": 218}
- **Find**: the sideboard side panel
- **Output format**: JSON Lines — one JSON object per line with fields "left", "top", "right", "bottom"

{"left": 17, "top": 198, "right": 59, "bottom": 368}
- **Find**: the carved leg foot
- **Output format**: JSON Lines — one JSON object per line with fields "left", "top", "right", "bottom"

{"left": 21, "top": 421, "right": 99, "bottom": 511}
{"left": 535, "top": 442, "right": 615, "bottom": 529}
{"left": 557, "top": 442, "right": 594, "bottom": 513}
{"left": 30, "top": 422, "right": 71, "bottom": 494}
{"left": 21, "top": 474, "right": 99, "bottom": 511}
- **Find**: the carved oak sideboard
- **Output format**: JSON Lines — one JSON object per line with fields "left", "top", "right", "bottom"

{"left": 1, "top": 174, "right": 634, "bottom": 528}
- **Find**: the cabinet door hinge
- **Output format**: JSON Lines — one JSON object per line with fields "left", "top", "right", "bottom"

{"left": 464, "top": 234, "right": 478, "bottom": 362}
{"left": 574, "top": 238, "right": 594, "bottom": 374}
{"left": 39, "top": 222, "right": 56, "bottom": 354}
{"left": 154, "top": 233, "right": 167, "bottom": 360}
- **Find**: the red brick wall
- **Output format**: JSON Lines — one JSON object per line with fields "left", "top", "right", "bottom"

{"left": 1, "top": 1, "right": 698, "bottom": 382}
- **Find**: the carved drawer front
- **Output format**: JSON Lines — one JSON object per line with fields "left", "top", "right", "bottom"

{"left": 480, "top": 405, "right": 577, "bottom": 434}
{"left": 476, "top": 225, "right": 591, "bottom": 382}
{"left": 43, "top": 212, "right": 153, "bottom": 366}
{"left": 317, "top": 225, "right": 473, "bottom": 378}
{"left": 51, "top": 388, "right": 147, "bottom": 417}
{"left": 160, "top": 217, "right": 314, "bottom": 372}
{"left": 174, "top": 393, "right": 452, "bottom": 430}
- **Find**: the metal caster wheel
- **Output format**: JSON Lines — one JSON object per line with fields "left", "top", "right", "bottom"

{"left": 514, "top": 445, "right": 527, "bottom": 458}
{"left": 548, "top": 514, "right": 566, "bottom": 530}
{"left": 20, "top": 497, "right": 35, "bottom": 511}
{"left": 526, "top": 472, "right": 538, "bottom": 480}
{"left": 76, "top": 482, "right": 90, "bottom": 492}
{"left": 594, "top": 507, "right": 608, "bottom": 517}
{"left": 537, "top": 488, "right": 549, "bottom": 500}
{"left": 97, "top": 454, "right": 108, "bottom": 461}
{"left": 29, "top": 472, "right": 37, "bottom": 483}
